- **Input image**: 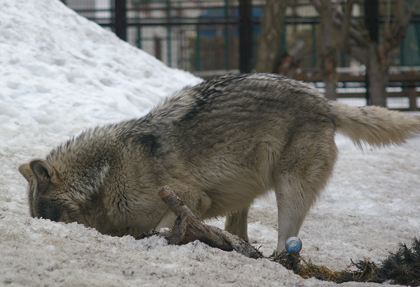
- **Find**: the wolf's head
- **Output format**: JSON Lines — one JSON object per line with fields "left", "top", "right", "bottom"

{"left": 18, "top": 158, "right": 155, "bottom": 238}
{"left": 18, "top": 159, "right": 88, "bottom": 225}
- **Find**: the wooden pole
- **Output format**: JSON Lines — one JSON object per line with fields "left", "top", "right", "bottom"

{"left": 157, "top": 186, "right": 263, "bottom": 259}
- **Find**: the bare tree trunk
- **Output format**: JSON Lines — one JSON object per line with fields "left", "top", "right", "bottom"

{"left": 407, "top": 72, "right": 419, "bottom": 110}
{"left": 312, "top": 0, "right": 416, "bottom": 107}
{"left": 368, "top": 70, "right": 389, "bottom": 107}
{"left": 319, "top": 0, "right": 337, "bottom": 100}
{"left": 277, "top": 39, "right": 305, "bottom": 78}
{"left": 156, "top": 186, "right": 264, "bottom": 259}
{"left": 367, "top": 44, "right": 389, "bottom": 107}
{"left": 255, "top": 0, "right": 287, "bottom": 73}
{"left": 338, "top": 0, "right": 354, "bottom": 52}
{"left": 321, "top": 47, "right": 337, "bottom": 100}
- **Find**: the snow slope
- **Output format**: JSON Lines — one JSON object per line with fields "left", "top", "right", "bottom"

{"left": 1, "top": 0, "right": 419, "bottom": 286}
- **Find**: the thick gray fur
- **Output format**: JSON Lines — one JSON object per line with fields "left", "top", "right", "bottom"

{"left": 19, "top": 73, "right": 420, "bottom": 254}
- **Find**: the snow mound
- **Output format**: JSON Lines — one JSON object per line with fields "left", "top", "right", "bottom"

{"left": 1, "top": 0, "right": 420, "bottom": 286}
{"left": 0, "top": 0, "right": 201, "bottom": 142}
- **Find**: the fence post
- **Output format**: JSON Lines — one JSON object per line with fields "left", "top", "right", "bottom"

{"left": 407, "top": 72, "right": 419, "bottom": 110}
{"left": 364, "top": 0, "right": 378, "bottom": 106}
{"left": 239, "top": 0, "right": 253, "bottom": 73}
{"left": 154, "top": 36, "right": 162, "bottom": 61}
{"left": 166, "top": 0, "right": 172, "bottom": 67}
{"left": 408, "top": 88, "right": 418, "bottom": 111}
{"left": 115, "top": 0, "right": 127, "bottom": 41}
{"left": 224, "top": 0, "right": 230, "bottom": 70}
{"left": 195, "top": 24, "right": 202, "bottom": 71}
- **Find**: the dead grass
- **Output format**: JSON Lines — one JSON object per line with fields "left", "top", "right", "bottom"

{"left": 273, "top": 237, "right": 420, "bottom": 286}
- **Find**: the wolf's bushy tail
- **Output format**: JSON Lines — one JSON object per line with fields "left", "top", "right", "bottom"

{"left": 330, "top": 101, "right": 420, "bottom": 149}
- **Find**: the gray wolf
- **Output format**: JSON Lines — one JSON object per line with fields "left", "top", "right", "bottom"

{"left": 18, "top": 73, "right": 420, "bottom": 254}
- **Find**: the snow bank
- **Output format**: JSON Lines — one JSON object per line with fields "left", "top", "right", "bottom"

{"left": 0, "top": 0, "right": 201, "bottom": 142}
{"left": 1, "top": 0, "right": 419, "bottom": 286}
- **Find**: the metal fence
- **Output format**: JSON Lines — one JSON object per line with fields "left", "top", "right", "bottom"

{"left": 64, "top": 0, "right": 420, "bottom": 109}
{"left": 65, "top": 0, "right": 255, "bottom": 72}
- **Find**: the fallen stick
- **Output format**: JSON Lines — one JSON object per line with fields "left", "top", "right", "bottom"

{"left": 157, "top": 186, "right": 263, "bottom": 259}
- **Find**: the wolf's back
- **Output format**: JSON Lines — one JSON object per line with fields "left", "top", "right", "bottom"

{"left": 330, "top": 101, "right": 420, "bottom": 148}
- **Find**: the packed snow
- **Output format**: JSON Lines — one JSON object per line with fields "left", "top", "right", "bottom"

{"left": 1, "top": 0, "right": 419, "bottom": 286}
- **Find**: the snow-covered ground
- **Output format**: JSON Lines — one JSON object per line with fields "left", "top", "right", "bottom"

{"left": 1, "top": 1, "right": 419, "bottom": 286}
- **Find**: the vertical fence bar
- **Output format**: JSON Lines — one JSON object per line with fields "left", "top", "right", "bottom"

{"left": 239, "top": 0, "right": 252, "bottom": 73}
{"left": 115, "top": 0, "right": 127, "bottom": 41}
{"left": 166, "top": 0, "right": 172, "bottom": 67}
{"left": 137, "top": 27, "right": 142, "bottom": 49}
{"left": 282, "top": 25, "right": 286, "bottom": 54}
{"left": 195, "top": 24, "right": 201, "bottom": 71}
{"left": 136, "top": 6, "right": 142, "bottom": 49}
{"left": 364, "top": 0, "right": 378, "bottom": 105}
{"left": 312, "top": 24, "right": 316, "bottom": 68}
{"left": 224, "top": 0, "right": 229, "bottom": 70}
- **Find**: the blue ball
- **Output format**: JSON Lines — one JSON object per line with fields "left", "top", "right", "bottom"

{"left": 285, "top": 237, "right": 302, "bottom": 253}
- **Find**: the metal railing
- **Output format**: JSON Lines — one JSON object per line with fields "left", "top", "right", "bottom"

{"left": 64, "top": 0, "right": 420, "bottom": 110}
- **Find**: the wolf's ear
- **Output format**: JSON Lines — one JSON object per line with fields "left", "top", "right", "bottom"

{"left": 28, "top": 159, "right": 55, "bottom": 183}
{"left": 18, "top": 163, "right": 35, "bottom": 182}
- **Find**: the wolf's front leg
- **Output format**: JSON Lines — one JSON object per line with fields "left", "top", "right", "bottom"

{"left": 224, "top": 204, "right": 251, "bottom": 242}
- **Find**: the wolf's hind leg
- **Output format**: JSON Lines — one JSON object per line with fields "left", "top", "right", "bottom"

{"left": 224, "top": 204, "right": 251, "bottom": 242}
{"left": 273, "top": 163, "right": 334, "bottom": 255}
{"left": 272, "top": 129, "right": 337, "bottom": 255}
{"left": 273, "top": 174, "right": 315, "bottom": 254}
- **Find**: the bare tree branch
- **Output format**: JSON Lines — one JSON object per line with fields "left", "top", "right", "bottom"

{"left": 334, "top": 10, "right": 368, "bottom": 47}
{"left": 255, "top": 0, "right": 288, "bottom": 73}
{"left": 347, "top": 46, "right": 368, "bottom": 64}
{"left": 311, "top": 0, "right": 322, "bottom": 12}
{"left": 386, "top": 0, "right": 391, "bottom": 34}
{"left": 158, "top": 186, "right": 198, "bottom": 219}
{"left": 311, "top": 0, "right": 416, "bottom": 106}
{"left": 158, "top": 186, "right": 263, "bottom": 259}
{"left": 386, "top": 0, "right": 417, "bottom": 51}
{"left": 339, "top": 0, "right": 355, "bottom": 51}
{"left": 312, "top": 0, "right": 368, "bottom": 47}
